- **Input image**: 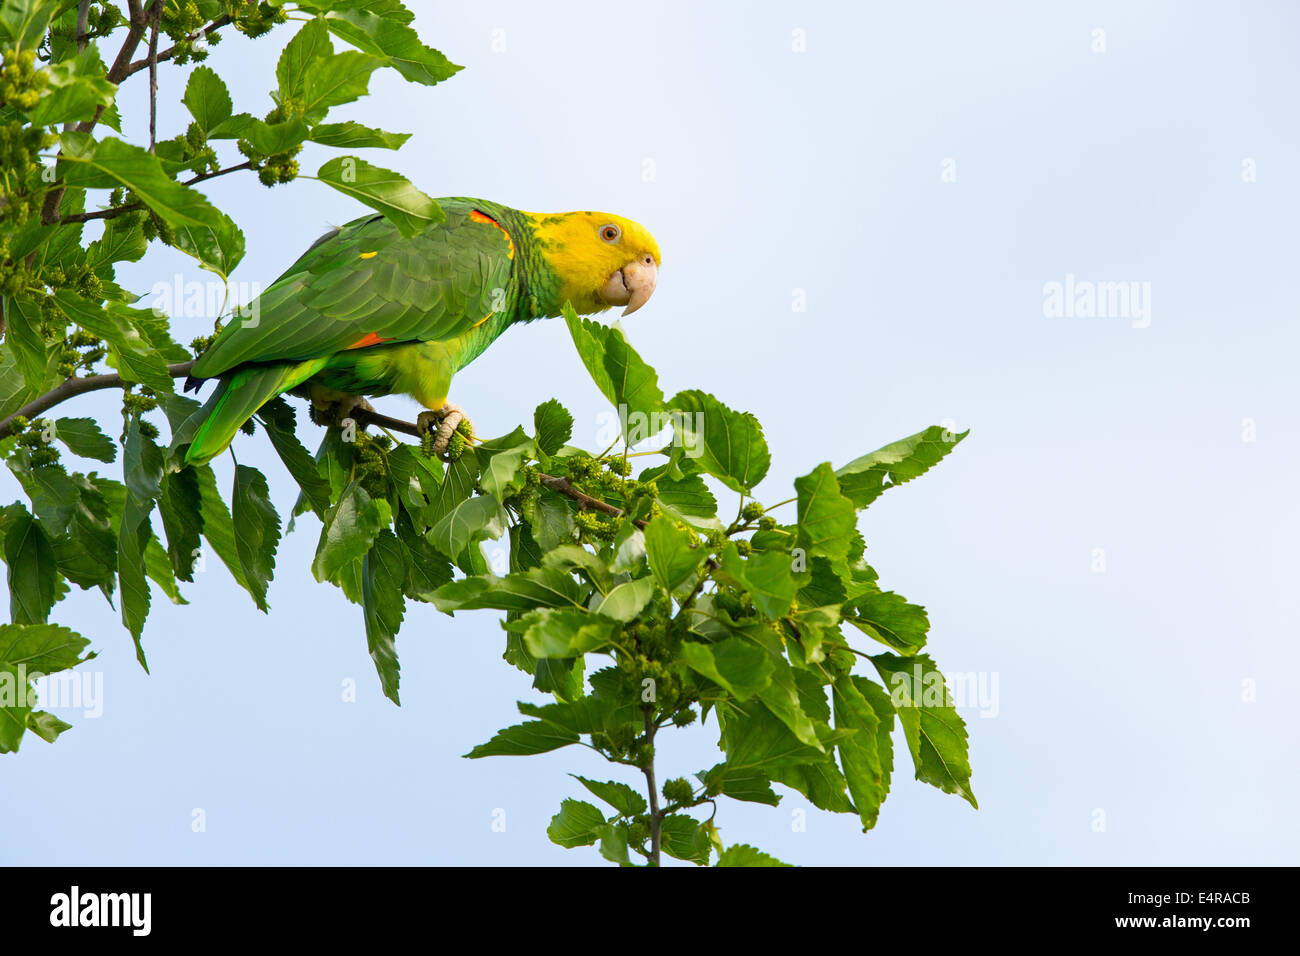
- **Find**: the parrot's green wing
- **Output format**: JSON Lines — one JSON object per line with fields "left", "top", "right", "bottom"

{"left": 190, "top": 198, "right": 516, "bottom": 378}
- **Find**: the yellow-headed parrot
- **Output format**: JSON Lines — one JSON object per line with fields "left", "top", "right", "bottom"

{"left": 182, "top": 198, "right": 661, "bottom": 464}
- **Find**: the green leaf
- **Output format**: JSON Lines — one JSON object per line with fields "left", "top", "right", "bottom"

{"left": 28, "top": 47, "right": 117, "bottom": 126}
{"left": 24, "top": 709, "right": 72, "bottom": 744}
{"left": 58, "top": 136, "right": 231, "bottom": 232}
{"left": 643, "top": 514, "right": 704, "bottom": 594}
{"left": 361, "top": 529, "right": 406, "bottom": 705}
{"left": 157, "top": 468, "right": 203, "bottom": 582}
{"left": 591, "top": 575, "right": 654, "bottom": 622}
{"left": 545, "top": 798, "right": 605, "bottom": 848}
{"left": 182, "top": 65, "right": 232, "bottom": 134}
{"left": 716, "top": 844, "right": 791, "bottom": 867}
{"left": 85, "top": 215, "right": 147, "bottom": 270}
{"left": 844, "top": 589, "right": 930, "bottom": 654}
{"left": 231, "top": 465, "right": 280, "bottom": 612}
{"left": 661, "top": 814, "right": 714, "bottom": 865}
{"left": 194, "top": 463, "right": 249, "bottom": 593}
{"left": 870, "top": 654, "right": 976, "bottom": 808}
{"left": 312, "top": 482, "right": 391, "bottom": 583}
{"left": 833, "top": 675, "right": 894, "bottom": 831}
{"left": 171, "top": 213, "right": 246, "bottom": 278}
{"left": 301, "top": 50, "right": 383, "bottom": 120}
{"left": 0, "top": 0, "right": 59, "bottom": 50}
{"left": 116, "top": 493, "right": 153, "bottom": 670}
{"left": 276, "top": 16, "right": 332, "bottom": 102}
{"left": 323, "top": 9, "right": 462, "bottom": 86}
{"left": 794, "top": 462, "right": 857, "bottom": 561}
{"left": 519, "top": 607, "right": 620, "bottom": 659}
{"left": 669, "top": 390, "right": 770, "bottom": 495}
{"left": 571, "top": 776, "right": 647, "bottom": 817}
{"left": 257, "top": 400, "right": 331, "bottom": 518}
{"left": 432, "top": 566, "right": 584, "bottom": 613}
{"left": 719, "top": 545, "right": 797, "bottom": 620}
{"left": 2, "top": 297, "right": 49, "bottom": 388}
{"left": 0, "top": 621, "right": 93, "bottom": 675}
{"left": 2, "top": 507, "right": 58, "bottom": 625}
{"left": 533, "top": 398, "right": 573, "bottom": 457}
{"left": 316, "top": 155, "right": 443, "bottom": 237}
{"left": 52, "top": 417, "right": 115, "bottom": 462}
{"left": 680, "top": 638, "right": 773, "bottom": 700}
{"left": 699, "top": 765, "right": 781, "bottom": 806}
{"left": 836, "top": 426, "right": 968, "bottom": 509}
{"left": 53, "top": 292, "right": 173, "bottom": 393}
{"left": 428, "top": 493, "right": 505, "bottom": 560}
{"left": 563, "top": 306, "right": 664, "bottom": 434}
{"left": 308, "top": 121, "right": 410, "bottom": 149}
{"left": 465, "top": 720, "right": 579, "bottom": 758}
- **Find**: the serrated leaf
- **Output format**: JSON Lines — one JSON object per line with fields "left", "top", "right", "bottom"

{"left": 870, "top": 653, "right": 976, "bottom": 808}
{"left": 563, "top": 306, "right": 663, "bottom": 435}
{"left": 680, "top": 638, "right": 773, "bottom": 700}
{"left": 313, "top": 482, "right": 390, "bottom": 582}
{"left": 52, "top": 417, "right": 115, "bottom": 462}
{"left": 231, "top": 465, "right": 280, "bottom": 612}
{"left": 308, "top": 121, "right": 410, "bottom": 149}
{"left": 520, "top": 607, "right": 620, "bottom": 659}
{"left": 533, "top": 398, "right": 573, "bottom": 457}
{"left": 716, "top": 844, "right": 791, "bottom": 867}
{"left": 546, "top": 798, "right": 605, "bottom": 848}
{"left": 322, "top": 9, "right": 462, "bottom": 86}
{"left": 361, "top": 529, "right": 406, "bottom": 704}
{"left": 182, "top": 65, "right": 232, "bottom": 133}
{"left": 3, "top": 507, "right": 58, "bottom": 625}
{"left": 794, "top": 462, "right": 857, "bottom": 561}
{"left": 464, "top": 719, "right": 579, "bottom": 758}
{"left": 571, "top": 776, "right": 647, "bottom": 816}
{"left": 836, "top": 426, "right": 968, "bottom": 509}
{"left": 317, "top": 155, "right": 443, "bottom": 237}
{"left": 643, "top": 514, "right": 704, "bottom": 593}
{"left": 669, "top": 390, "right": 770, "bottom": 495}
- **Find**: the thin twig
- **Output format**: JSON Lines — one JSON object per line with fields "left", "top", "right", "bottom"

{"left": 122, "top": 15, "right": 234, "bottom": 78}
{"left": 642, "top": 710, "right": 662, "bottom": 866}
{"left": 54, "top": 162, "right": 254, "bottom": 225}
{"left": 0, "top": 361, "right": 195, "bottom": 438}
{"left": 147, "top": 0, "right": 162, "bottom": 152}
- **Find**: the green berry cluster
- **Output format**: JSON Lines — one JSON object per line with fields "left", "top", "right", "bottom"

{"left": 228, "top": 1, "right": 288, "bottom": 40}
{"left": 159, "top": 1, "right": 218, "bottom": 67}
{"left": 48, "top": 2, "right": 124, "bottom": 50}
{"left": 7, "top": 416, "right": 59, "bottom": 467}
{"left": 353, "top": 431, "right": 393, "bottom": 498}
{"left": 122, "top": 390, "right": 160, "bottom": 440}
{"left": 57, "top": 327, "right": 106, "bottom": 378}
{"left": 0, "top": 48, "right": 47, "bottom": 110}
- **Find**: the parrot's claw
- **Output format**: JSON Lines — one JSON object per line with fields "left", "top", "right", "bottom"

{"left": 418, "top": 404, "right": 473, "bottom": 461}
{"left": 312, "top": 395, "right": 374, "bottom": 430}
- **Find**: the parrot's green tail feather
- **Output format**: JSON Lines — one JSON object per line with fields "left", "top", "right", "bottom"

{"left": 183, "top": 362, "right": 322, "bottom": 466}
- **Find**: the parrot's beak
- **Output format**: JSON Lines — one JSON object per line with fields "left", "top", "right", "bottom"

{"left": 600, "top": 255, "right": 658, "bottom": 316}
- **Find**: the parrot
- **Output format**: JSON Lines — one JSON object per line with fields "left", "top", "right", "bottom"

{"left": 180, "top": 198, "right": 661, "bottom": 465}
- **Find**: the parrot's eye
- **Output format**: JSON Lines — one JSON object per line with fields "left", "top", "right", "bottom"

{"left": 599, "top": 224, "right": 621, "bottom": 243}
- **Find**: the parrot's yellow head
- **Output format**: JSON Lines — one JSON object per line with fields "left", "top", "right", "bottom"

{"left": 525, "top": 210, "right": 661, "bottom": 317}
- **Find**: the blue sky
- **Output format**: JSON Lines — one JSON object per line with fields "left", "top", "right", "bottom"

{"left": 2, "top": 0, "right": 1297, "bottom": 865}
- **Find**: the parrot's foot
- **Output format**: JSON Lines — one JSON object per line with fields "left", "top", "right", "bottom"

{"left": 310, "top": 394, "right": 374, "bottom": 430}
{"left": 417, "top": 403, "right": 474, "bottom": 462}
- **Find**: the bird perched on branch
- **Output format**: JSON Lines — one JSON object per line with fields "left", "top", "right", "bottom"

{"left": 181, "top": 199, "right": 661, "bottom": 464}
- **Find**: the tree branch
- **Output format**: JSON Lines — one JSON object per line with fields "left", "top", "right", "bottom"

{"left": 54, "top": 162, "right": 254, "bottom": 225}
{"left": 0, "top": 375, "right": 644, "bottom": 530}
{"left": 147, "top": 0, "right": 162, "bottom": 152}
{"left": 122, "top": 15, "right": 234, "bottom": 79}
{"left": 642, "top": 710, "right": 662, "bottom": 866}
{"left": 0, "top": 361, "right": 195, "bottom": 438}
{"left": 41, "top": 0, "right": 155, "bottom": 224}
